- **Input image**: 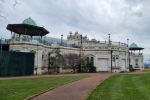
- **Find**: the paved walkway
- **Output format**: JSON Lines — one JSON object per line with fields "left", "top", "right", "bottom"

{"left": 32, "top": 73, "right": 115, "bottom": 100}
{"left": 31, "top": 70, "right": 148, "bottom": 100}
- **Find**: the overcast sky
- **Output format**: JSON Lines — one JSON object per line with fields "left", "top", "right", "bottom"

{"left": 0, "top": 0, "right": 150, "bottom": 63}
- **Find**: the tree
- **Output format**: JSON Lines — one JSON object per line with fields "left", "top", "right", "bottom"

{"left": 78, "top": 56, "right": 87, "bottom": 72}
{"left": 47, "top": 50, "right": 55, "bottom": 73}
{"left": 64, "top": 53, "right": 86, "bottom": 73}
{"left": 47, "top": 49, "right": 64, "bottom": 74}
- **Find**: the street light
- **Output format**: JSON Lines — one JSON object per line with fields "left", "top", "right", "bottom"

{"left": 80, "top": 34, "right": 82, "bottom": 48}
{"left": 127, "top": 39, "right": 130, "bottom": 72}
{"left": 61, "top": 34, "right": 63, "bottom": 46}
{"left": 80, "top": 34, "right": 82, "bottom": 45}
{"left": 108, "top": 33, "right": 111, "bottom": 44}
{"left": 111, "top": 49, "right": 113, "bottom": 73}
{"left": 109, "top": 34, "right": 113, "bottom": 73}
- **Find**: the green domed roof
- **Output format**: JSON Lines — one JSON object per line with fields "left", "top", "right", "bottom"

{"left": 129, "top": 43, "right": 139, "bottom": 48}
{"left": 22, "top": 17, "right": 37, "bottom": 26}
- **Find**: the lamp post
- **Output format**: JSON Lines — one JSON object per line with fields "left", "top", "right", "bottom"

{"left": 109, "top": 34, "right": 113, "bottom": 73}
{"left": 108, "top": 33, "right": 110, "bottom": 44}
{"left": 61, "top": 34, "right": 63, "bottom": 46}
{"left": 80, "top": 34, "right": 82, "bottom": 45}
{"left": 127, "top": 39, "right": 130, "bottom": 72}
{"left": 111, "top": 49, "right": 113, "bottom": 73}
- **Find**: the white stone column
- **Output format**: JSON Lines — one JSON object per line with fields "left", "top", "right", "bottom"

{"left": 36, "top": 46, "right": 43, "bottom": 75}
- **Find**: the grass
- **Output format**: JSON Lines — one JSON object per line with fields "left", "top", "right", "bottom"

{"left": 0, "top": 75, "right": 90, "bottom": 100}
{"left": 87, "top": 73, "right": 150, "bottom": 100}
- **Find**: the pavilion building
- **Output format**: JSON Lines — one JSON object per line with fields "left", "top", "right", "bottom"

{"left": 6, "top": 18, "right": 144, "bottom": 74}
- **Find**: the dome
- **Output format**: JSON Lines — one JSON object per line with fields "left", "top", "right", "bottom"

{"left": 130, "top": 43, "right": 139, "bottom": 48}
{"left": 22, "top": 17, "right": 37, "bottom": 26}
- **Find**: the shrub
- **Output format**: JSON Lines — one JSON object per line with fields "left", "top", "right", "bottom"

{"left": 88, "top": 63, "right": 96, "bottom": 73}
{"left": 53, "top": 72, "right": 58, "bottom": 74}
{"left": 129, "top": 65, "right": 135, "bottom": 72}
{"left": 77, "top": 70, "right": 79, "bottom": 73}
{"left": 42, "top": 71, "right": 48, "bottom": 75}
{"left": 34, "top": 68, "right": 37, "bottom": 71}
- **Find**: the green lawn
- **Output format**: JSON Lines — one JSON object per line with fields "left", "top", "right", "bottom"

{"left": 87, "top": 73, "right": 150, "bottom": 100}
{"left": 0, "top": 75, "right": 89, "bottom": 100}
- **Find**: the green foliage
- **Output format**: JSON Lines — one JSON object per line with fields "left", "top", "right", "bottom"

{"left": 88, "top": 63, "right": 96, "bottom": 73}
{"left": 34, "top": 68, "right": 37, "bottom": 71}
{"left": 0, "top": 75, "right": 90, "bottom": 100}
{"left": 47, "top": 49, "right": 64, "bottom": 73}
{"left": 87, "top": 73, "right": 150, "bottom": 100}
{"left": 53, "top": 72, "right": 58, "bottom": 74}
{"left": 30, "top": 50, "right": 36, "bottom": 53}
{"left": 130, "top": 65, "right": 135, "bottom": 71}
{"left": 42, "top": 71, "right": 48, "bottom": 75}
{"left": 85, "top": 57, "right": 96, "bottom": 73}
{"left": 15, "top": 50, "right": 20, "bottom": 52}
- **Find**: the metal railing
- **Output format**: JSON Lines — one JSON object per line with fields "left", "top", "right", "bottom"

{"left": 11, "top": 36, "right": 80, "bottom": 48}
{"left": 0, "top": 38, "right": 10, "bottom": 44}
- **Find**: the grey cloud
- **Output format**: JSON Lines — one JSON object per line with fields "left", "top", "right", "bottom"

{"left": 0, "top": 0, "right": 150, "bottom": 62}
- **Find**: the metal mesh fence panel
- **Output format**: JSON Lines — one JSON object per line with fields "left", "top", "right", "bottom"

{"left": 0, "top": 51, "right": 34, "bottom": 77}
